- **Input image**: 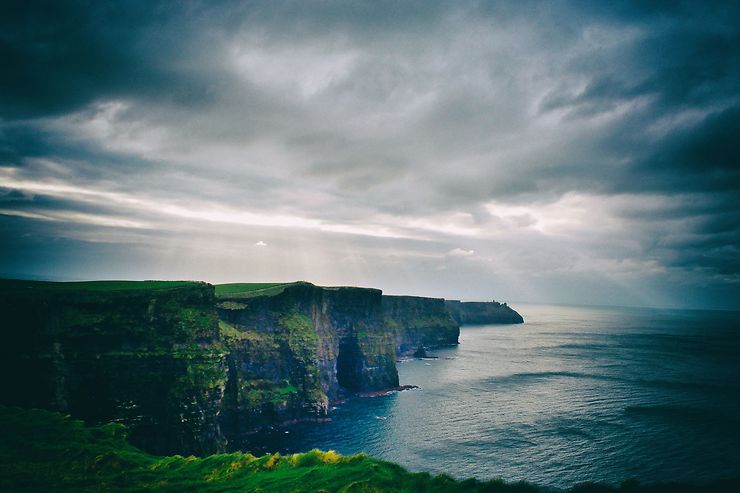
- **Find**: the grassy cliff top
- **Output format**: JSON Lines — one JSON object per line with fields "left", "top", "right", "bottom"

{"left": 0, "top": 279, "right": 202, "bottom": 293}
{"left": 1, "top": 407, "right": 736, "bottom": 493}
{"left": 214, "top": 281, "right": 303, "bottom": 299}
{"left": 2, "top": 279, "right": 382, "bottom": 298}
{"left": 215, "top": 281, "right": 383, "bottom": 300}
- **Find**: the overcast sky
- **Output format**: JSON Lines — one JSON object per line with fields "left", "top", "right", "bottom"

{"left": 1, "top": 1, "right": 739, "bottom": 309}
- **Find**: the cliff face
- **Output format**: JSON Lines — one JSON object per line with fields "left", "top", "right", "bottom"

{"left": 445, "top": 299, "right": 524, "bottom": 324}
{"left": 0, "top": 279, "right": 467, "bottom": 455}
{"left": 216, "top": 283, "right": 399, "bottom": 442}
{"left": 382, "top": 295, "right": 460, "bottom": 356}
{"left": 0, "top": 280, "right": 227, "bottom": 456}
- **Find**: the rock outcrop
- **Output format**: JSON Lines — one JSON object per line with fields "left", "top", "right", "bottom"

{"left": 444, "top": 299, "right": 524, "bottom": 324}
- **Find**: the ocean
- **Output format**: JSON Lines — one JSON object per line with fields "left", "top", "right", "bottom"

{"left": 249, "top": 303, "right": 740, "bottom": 489}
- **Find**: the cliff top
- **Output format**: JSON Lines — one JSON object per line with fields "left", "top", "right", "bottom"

{"left": 0, "top": 278, "right": 203, "bottom": 293}
{"left": 446, "top": 299, "right": 507, "bottom": 306}
{"left": 384, "top": 294, "right": 446, "bottom": 302}
{"left": 214, "top": 281, "right": 304, "bottom": 299}
{"left": 215, "top": 281, "right": 382, "bottom": 299}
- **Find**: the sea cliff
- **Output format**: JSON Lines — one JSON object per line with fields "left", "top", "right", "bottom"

{"left": 0, "top": 279, "right": 463, "bottom": 454}
{"left": 382, "top": 295, "right": 459, "bottom": 356}
{"left": 216, "top": 282, "right": 400, "bottom": 444}
{"left": 445, "top": 299, "right": 524, "bottom": 324}
{"left": 0, "top": 280, "right": 226, "bottom": 456}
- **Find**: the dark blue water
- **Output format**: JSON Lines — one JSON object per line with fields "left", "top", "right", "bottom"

{"left": 253, "top": 304, "right": 740, "bottom": 489}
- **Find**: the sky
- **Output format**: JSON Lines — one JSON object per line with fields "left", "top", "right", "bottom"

{"left": 1, "top": 1, "right": 739, "bottom": 309}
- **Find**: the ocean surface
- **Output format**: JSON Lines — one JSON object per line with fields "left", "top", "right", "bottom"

{"left": 249, "top": 303, "right": 740, "bottom": 489}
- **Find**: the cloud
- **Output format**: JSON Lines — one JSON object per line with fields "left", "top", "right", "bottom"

{"left": 1, "top": 0, "right": 739, "bottom": 309}
{"left": 254, "top": 241, "right": 267, "bottom": 247}
{"left": 448, "top": 248, "right": 475, "bottom": 257}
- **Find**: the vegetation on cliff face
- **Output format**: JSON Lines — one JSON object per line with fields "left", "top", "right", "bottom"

{"left": 0, "top": 279, "right": 227, "bottom": 456}
{"left": 217, "top": 283, "right": 396, "bottom": 440}
{"left": 218, "top": 295, "right": 333, "bottom": 444}
{"left": 2, "top": 407, "right": 737, "bottom": 493}
{"left": 280, "top": 312, "right": 320, "bottom": 362}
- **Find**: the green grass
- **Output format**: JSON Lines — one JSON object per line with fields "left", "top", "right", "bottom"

{"left": 217, "top": 300, "right": 249, "bottom": 310}
{"left": 214, "top": 282, "right": 288, "bottom": 294}
{"left": 214, "top": 282, "right": 306, "bottom": 299}
{"left": 241, "top": 380, "right": 300, "bottom": 407}
{"left": 218, "top": 320, "right": 274, "bottom": 345}
{"left": 2, "top": 407, "right": 737, "bottom": 493}
{"left": 279, "top": 312, "right": 320, "bottom": 361}
{"left": 0, "top": 279, "right": 199, "bottom": 293}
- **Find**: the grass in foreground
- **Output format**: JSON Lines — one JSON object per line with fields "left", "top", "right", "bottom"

{"left": 1, "top": 407, "right": 738, "bottom": 493}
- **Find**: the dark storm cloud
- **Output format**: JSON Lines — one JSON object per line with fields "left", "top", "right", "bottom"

{"left": 0, "top": 0, "right": 235, "bottom": 119}
{"left": 1, "top": 0, "right": 739, "bottom": 308}
{"left": 1, "top": 0, "right": 152, "bottom": 118}
{"left": 642, "top": 105, "right": 740, "bottom": 185}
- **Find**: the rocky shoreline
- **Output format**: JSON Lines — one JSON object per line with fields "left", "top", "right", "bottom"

{"left": 357, "top": 384, "right": 420, "bottom": 398}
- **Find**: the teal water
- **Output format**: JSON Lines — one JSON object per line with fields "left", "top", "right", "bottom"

{"left": 249, "top": 304, "right": 740, "bottom": 489}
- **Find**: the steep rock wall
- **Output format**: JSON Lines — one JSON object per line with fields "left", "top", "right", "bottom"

{"left": 1, "top": 279, "right": 492, "bottom": 455}
{"left": 215, "top": 283, "right": 399, "bottom": 442}
{"left": 381, "top": 295, "right": 460, "bottom": 356}
{"left": 0, "top": 280, "right": 227, "bottom": 456}
{"left": 444, "top": 300, "right": 524, "bottom": 324}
